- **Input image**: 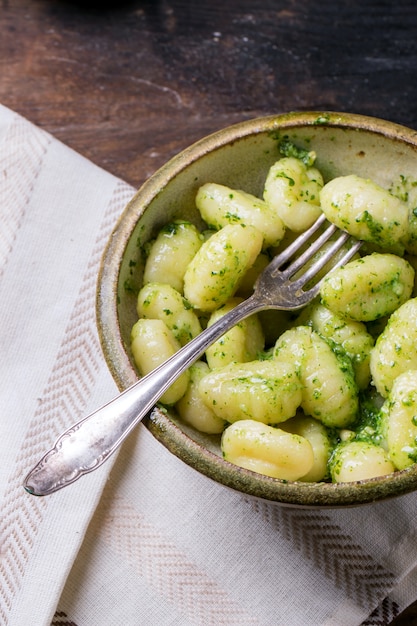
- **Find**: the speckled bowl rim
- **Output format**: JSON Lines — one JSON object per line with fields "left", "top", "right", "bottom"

{"left": 96, "top": 110, "right": 417, "bottom": 507}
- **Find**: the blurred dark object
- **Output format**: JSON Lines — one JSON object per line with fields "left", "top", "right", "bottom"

{"left": 3, "top": 0, "right": 417, "bottom": 189}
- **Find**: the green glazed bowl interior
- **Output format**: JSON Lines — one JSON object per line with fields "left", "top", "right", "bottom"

{"left": 97, "top": 111, "right": 417, "bottom": 507}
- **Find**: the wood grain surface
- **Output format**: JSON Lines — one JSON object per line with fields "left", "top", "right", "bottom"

{"left": 3, "top": 0, "right": 417, "bottom": 189}
{"left": 2, "top": 1, "right": 417, "bottom": 623}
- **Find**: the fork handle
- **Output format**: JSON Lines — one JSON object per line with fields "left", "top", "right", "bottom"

{"left": 24, "top": 295, "right": 261, "bottom": 496}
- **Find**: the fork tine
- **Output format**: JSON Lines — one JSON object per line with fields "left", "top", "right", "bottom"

{"left": 294, "top": 235, "right": 363, "bottom": 291}
{"left": 280, "top": 221, "right": 341, "bottom": 279}
{"left": 254, "top": 213, "right": 363, "bottom": 307}
{"left": 269, "top": 212, "right": 327, "bottom": 270}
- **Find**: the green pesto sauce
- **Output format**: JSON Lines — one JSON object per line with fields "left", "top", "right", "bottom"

{"left": 274, "top": 171, "right": 295, "bottom": 186}
{"left": 160, "top": 220, "right": 192, "bottom": 236}
{"left": 356, "top": 210, "right": 384, "bottom": 240}
{"left": 224, "top": 211, "right": 242, "bottom": 223}
{"left": 389, "top": 174, "right": 417, "bottom": 203}
{"left": 278, "top": 139, "right": 316, "bottom": 167}
{"left": 312, "top": 113, "right": 331, "bottom": 126}
{"left": 353, "top": 389, "right": 385, "bottom": 446}
{"left": 123, "top": 278, "right": 137, "bottom": 295}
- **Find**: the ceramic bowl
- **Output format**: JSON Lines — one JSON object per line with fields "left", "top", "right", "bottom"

{"left": 96, "top": 111, "right": 417, "bottom": 507}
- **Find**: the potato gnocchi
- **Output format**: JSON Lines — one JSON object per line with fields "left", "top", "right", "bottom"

{"left": 131, "top": 318, "right": 190, "bottom": 405}
{"left": 137, "top": 282, "right": 201, "bottom": 345}
{"left": 295, "top": 302, "right": 374, "bottom": 389}
{"left": 196, "top": 182, "right": 285, "bottom": 247}
{"left": 320, "top": 253, "right": 414, "bottom": 322}
{"left": 143, "top": 220, "right": 203, "bottom": 292}
{"left": 379, "top": 370, "right": 417, "bottom": 470}
{"left": 183, "top": 223, "right": 262, "bottom": 312}
{"left": 263, "top": 156, "right": 324, "bottom": 232}
{"left": 205, "top": 297, "right": 265, "bottom": 369}
{"left": 320, "top": 174, "right": 409, "bottom": 253}
{"left": 329, "top": 441, "right": 395, "bottom": 483}
{"left": 370, "top": 297, "right": 417, "bottom": 397}
{"left": 221, "top": 420, "right": 315, "bottom": 481}
{"left": 273, "top": 325, "right": 358, "bottom": 428}
{"left": 129, "top": 142, "right": 417, "bottom": 484}
{"left": 198, "top": 359, "right": 303, "bottom": 425}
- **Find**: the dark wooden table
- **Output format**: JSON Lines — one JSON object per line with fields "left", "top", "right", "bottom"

{"left": 2, "top": 1, "right": 417, "bottom": 623}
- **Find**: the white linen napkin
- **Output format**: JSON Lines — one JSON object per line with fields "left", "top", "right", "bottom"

{"left": 1, "top": 103, "right": 417, "bottom": 626}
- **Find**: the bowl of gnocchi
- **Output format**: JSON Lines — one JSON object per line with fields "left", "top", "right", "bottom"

{"left": 97, "top": 111, "right": 417, "bottom": 507}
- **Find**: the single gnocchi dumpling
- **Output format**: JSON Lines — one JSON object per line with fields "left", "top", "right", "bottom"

{"left": 370, "top": 297, "right": 417, "bottom": 397}
{"left": 389, "top": 173, "right": 417, "bottom": 255}
{"left": 205, "top": 297, "right": 264, "bottom": 369}
{"left": 196, "top": 182, "right": 286, "bottom": 247}
{"left": 295, "top": 302, "right": 374, "bottom": 389}
{"left": 320, "top": 253, "right": 415, "bottom": 322}
{"left": 320, "top": 174, "right": 409, "bottom": 252}
{"left": 272, "top": 324, "right": 312, "bottom": 373}
{"left": 183, "top": 223, "right": 263, "bottom": 312}
{"left": 280, "top": 414, "right": 332, "bottom": 482}
{"left": 301, "top": 330, "right": 358, "bottom": 428}
{"left": 143, "top": 220, "right": 203, "bottom": 292}
{"left": 221, "top": 419, "right": 314, "bottom": 480}
{"left": 379, "top": 370, "right": 417, "bottom": 470}
{"left": 329, "top": 440, "right": 395, "bottom": 482}
{"left": 131, "top": 318, "right": 189, "bottom": 405}
{"left": 263, "top": 157, "right": 324, "bottom": 232}
{"left": 176, "top": 361, "right": 226, "bottom": 434}
{"left": 274, "top": 326, "right": 358, "bottom": 428}
{"left": 198, "top": 359, "right": 302, "bottom": 425}
{"left": 136, "top": 282, "right": 201, "bottom": 345}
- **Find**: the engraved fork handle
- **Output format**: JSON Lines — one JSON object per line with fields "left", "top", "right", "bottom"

{"left": 24, "top": 295, "right": 261, "bottom": 496}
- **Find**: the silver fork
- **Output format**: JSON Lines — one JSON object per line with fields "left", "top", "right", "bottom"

{"left": 24, "top": 214, "right": 362, "bottom": 496}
